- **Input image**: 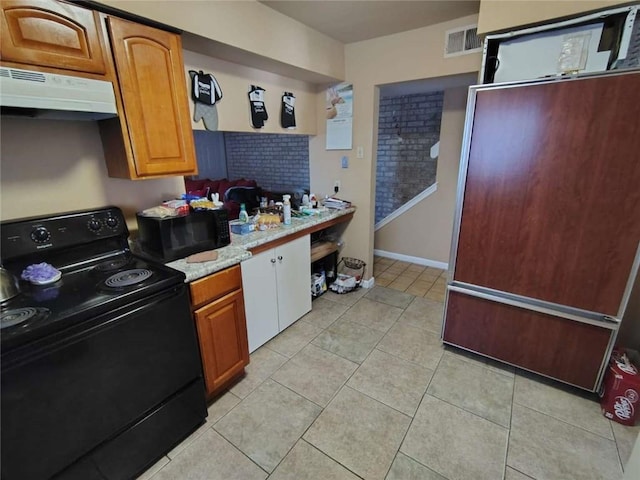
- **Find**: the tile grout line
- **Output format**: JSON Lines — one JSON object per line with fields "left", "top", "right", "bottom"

{"left": 441, "top": 347, "right": 516, "bottom": 379}
{"left": 210, "top": 423, "right": 273, "bottom": 476}
{"left": 324, "top": 294, "right": 417, "bottom": 480}
{"left": 298, "top": 439, "right": 366, "bottom": 480}
{"left": 261, "top": 297, "right": 371, "bottom": 476}
{"left": 607, "top": 417, "right": 633, "bottom": 473}
{"left": 514, "top": 402, "right": 620, "bottom": 444}
{"left": 611, "top": 422, "right": 628, "bottom": 473}
{"left": 423, "top": 390, "right": 512, "bottom": 431}
{"left": 295, "top": 289, "right": 426, "bottom": 479}
{"left": 503, "top": 361, "right": 517, "bottom": 480}
{"left": 385, "top": 348, "right": 452, "bottom": 480}
{"left": 511, "top": 396, "right": 618, "bottom": 442}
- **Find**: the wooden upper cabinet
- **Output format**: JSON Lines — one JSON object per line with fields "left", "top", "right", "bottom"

{"left": 105, "top": 16, "right": 197, "bottom": 178}
{"left": 0, "top": 0, "right": 107, "bottom": 74}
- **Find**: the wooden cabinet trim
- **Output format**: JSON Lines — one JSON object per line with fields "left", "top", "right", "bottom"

{"left": 190, "top": 264, "right": 242, "bottom": 309}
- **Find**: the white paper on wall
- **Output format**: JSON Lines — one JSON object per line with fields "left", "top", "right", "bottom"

{"left": 326, "top": 83, "right": 353, "bottom": 150}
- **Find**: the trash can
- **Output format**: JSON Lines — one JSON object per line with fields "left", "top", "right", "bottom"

{"left": 329, "top": 257, "right": 366, "bottom": 294}
{"left": 600, "top": 349, "right": 640, "bottom": 426}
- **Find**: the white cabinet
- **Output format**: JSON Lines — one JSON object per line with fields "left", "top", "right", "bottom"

{"left": 241, "top": 235, "right": 311, "bottom": 352}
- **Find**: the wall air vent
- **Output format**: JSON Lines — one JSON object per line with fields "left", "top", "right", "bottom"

{"left": 445, "top": 25, "right": 482, "bottom": 57}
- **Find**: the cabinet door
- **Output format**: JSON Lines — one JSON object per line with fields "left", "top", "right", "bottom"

{"left": 241, "top": 250, "right": 279, "bottom": 353}
{"left": 106, "top": 17, "right": 197, "bottom": 177}
{"left": 1, "top": 0, "right": 107, "bottom": 74}
{"left": 276, "top": 234, "right": 311, "bottom": 331}
{"left": 194, "top": 289, "right": 249, "bottom": 396}
{"left": 455, "top": 73, "right": 640, "bottom": 315}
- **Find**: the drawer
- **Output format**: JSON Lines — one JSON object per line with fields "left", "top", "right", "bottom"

{"left": 443, "top": 289, "right": 613, "bottom": 390}
{"left": 189, "top": 265, "right": 242, "bottom": 308}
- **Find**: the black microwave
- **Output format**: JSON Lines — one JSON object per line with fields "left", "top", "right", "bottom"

{"left": 136, "top": 209, "right": 230, "bottom": 262}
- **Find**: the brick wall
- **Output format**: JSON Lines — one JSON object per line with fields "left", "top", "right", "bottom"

{"left": 375, "top": 91, "right": 444, "bottom": 223}
{"left": 224, "top": 133, "right": 310, "bottom": 191}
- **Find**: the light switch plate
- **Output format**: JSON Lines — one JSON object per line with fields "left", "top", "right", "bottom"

{"left": 356, "top": 146, "right": 364, "bottom": 158}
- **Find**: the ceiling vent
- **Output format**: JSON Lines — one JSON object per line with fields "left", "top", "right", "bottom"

{"left": 445, "top": 25, "right": 482, "bottom": 57}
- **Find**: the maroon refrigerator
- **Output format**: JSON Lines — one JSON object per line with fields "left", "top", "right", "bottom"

{"left": 443, "top": 71, "right": 640, "bottom": 391}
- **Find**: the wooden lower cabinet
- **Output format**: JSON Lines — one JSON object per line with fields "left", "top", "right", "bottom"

{"left": 443, "top": 290, "right": 613, "bottom": 390}
{"left": 190, "top": 265, "right": 249, "bottom": 398}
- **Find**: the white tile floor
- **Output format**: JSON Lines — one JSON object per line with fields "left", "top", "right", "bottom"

{"left": 138, "top": 262, "right": 639, "bottom": 480}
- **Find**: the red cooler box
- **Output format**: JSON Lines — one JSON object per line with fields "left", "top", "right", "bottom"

{"left": 600, "top": 349, "right": 640, "bottom": 426}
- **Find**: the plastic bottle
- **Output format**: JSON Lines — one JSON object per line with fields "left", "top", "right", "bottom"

{"left": 238, "top": 203, "right": 249, "bottom": 223}
{"left": 283, "top": 195, "right": 291, "bottom": 225}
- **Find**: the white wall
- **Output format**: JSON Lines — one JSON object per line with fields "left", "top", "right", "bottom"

{"left": 97, "top": 0, "right": 344, "bottom": 81}
{"left": 478, "top": 0, "right": 630, "bottom": 34}
{"left": 309, "top": 15, "right": 482, "bottom": 276}
{"left": 0, "top": 118, "right": 184, "bottom": 230}
{"left": 183, "top": 50, "right": 318, "bottom": 135}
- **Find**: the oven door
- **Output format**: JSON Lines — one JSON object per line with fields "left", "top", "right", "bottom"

{"left": 1, "top": 285, "right": 205, "bottom": 480}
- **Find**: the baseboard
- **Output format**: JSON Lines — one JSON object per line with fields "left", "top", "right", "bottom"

{"left": 373, "top": 249, "right": 448, "bottom": 270}
{"left": 362, "top": 277, "right": 375, "bottom": 289}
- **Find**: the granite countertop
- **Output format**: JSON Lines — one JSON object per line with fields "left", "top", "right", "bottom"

{"left": 229, "top": 207, "right": 355, "bottom": 250}
{"left": 166, "top": 245, "right": 251, "bottom": 283}
{"left": 167, "top": 207, "right": 355, "bottom": 283}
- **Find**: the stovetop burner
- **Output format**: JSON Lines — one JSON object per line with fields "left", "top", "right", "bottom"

{"left": 1, "top": 307, "right": 51, "bottom": 329}
{"left": 93, "top": 256, "right": 133, "bottom": 273}
{"left": 104, "top": 269, "right": 154, "bottom": 288}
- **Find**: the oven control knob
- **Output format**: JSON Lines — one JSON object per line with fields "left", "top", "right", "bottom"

{"left": 105, "top": 216, "right": 119, "bottom": 229}
{"left": 87, "top": 219, "right": 102, "bottom": 232}
{"left": 31, "top": 226, "right": 51, "bottom": 243}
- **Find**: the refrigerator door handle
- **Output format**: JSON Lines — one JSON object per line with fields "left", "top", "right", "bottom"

{"left": 447, "top": 283, "right": 621, "bottom": 330}
{"left": 603, "top": 315, "right": 621, "bottom": 325}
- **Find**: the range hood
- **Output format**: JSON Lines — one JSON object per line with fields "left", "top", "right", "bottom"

{"left": 0, "top": 67, "right": 118, "bottom": 121}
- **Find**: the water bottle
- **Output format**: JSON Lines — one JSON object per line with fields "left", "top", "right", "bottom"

{"left": 238, "top": 203, "right": 249, "bottom": 223}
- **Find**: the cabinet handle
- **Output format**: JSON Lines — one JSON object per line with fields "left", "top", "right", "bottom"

{"left": 270, "top": 258, "right": 276, "bottom": 264}
{"left": 278, "top": 255, "right": 283, "bottom": 262}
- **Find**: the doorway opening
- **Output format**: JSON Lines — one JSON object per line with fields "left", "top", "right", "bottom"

{"left": 374, "top": 90, "right": 443, "bottom": 225}
{"left": 372, "top": 73, "right": 477, "bottom": 271}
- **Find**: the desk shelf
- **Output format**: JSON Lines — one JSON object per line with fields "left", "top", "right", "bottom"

{"left": 310, "top": 241, "right": 339, "bottom": 263}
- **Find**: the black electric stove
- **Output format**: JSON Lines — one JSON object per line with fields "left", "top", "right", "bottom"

{"left": 1, "top": 207, "right": 206, "bottom": 480}
{"left": 1, "top": 249, "right": 184, "bottom": 350}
